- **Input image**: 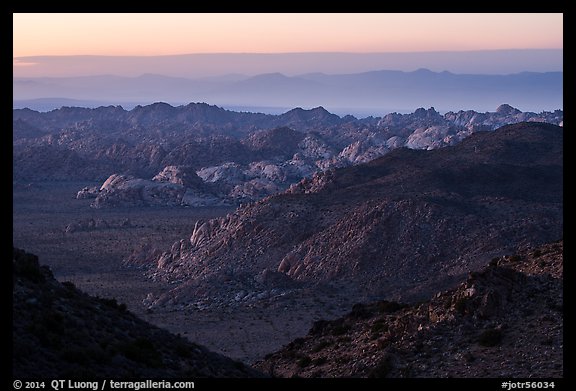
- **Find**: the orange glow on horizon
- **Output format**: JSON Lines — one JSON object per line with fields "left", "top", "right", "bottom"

{"left": 13, "top": 13, "right": 563, "bottom": 58}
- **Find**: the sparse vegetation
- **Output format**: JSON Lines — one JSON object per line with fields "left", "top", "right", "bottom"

{"left": 312, "top": 340, "right": 332, "bottom": 353}
{"left": 377, "top": 300, "right": 404, "bottom": 314}
{"left": 370, "top": 319, "right": 388, "bottom": 333}
{"left": 297, "top": 355, "right": 312, "bottom": 368}
{"left": 100, "top": 297, "right": 128, "bottom": 312}
{"left": 13, "top": 247, "right": 264, "bottom": 378}
{"left": 173, "top": 339, "right": 193, "bottom": 358}
{"left": 13, "top": 250, "right": 45, "bottom": 283}
{"left": 454, "top": 297, "right": 469, "bottom": 314}
{"left": 312, "top": 356, "right": 327, "bottom": 366}
{"left": 331, "top": 324, "right": 351, "bottom": 336}
{"left": 367, "top": 356, "right": 393, "bottom": 378}
{"left": 509, "top": 255, "right": 523, "bottom": 263}
{"left": 256, "top": 240, "right": 563, "bottom": 378}
{"left": 477, "top": 328, "right": 503, "bottom": 347}
{"left": 60, "top": 347, "right": 92, "bottom": 365}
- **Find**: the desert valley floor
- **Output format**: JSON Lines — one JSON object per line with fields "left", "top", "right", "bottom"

{"left": 13, "top": 181, "right": 357, "bottom": 364}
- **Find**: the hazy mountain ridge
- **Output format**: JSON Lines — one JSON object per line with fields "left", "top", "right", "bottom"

{"left": 14, "top": 67, "right": 562, "bottom": 114}
{"left": 14, "top": 50, "right": 563, "bottom": 80}
{"left": 12, "top": 248, "right": 264, "bottom": 378}
{"left": 13, "top": 103, "right": 563, "bottom": 207}
{"left": 130, "top": 122, "right": 562, "bottom": 313}
{"left": 255, "top": 240, "right": 563, "bottom": 377}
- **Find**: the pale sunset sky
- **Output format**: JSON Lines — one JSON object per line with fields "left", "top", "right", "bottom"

{"left": 13, "top": 13, "right": 563, "bottom": 78}
{"left": 14, "top": 13, "right": 562, "bottom": 57}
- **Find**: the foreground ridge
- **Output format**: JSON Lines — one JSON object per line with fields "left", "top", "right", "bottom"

{"left": 255, "top": 240, "right": 563, "bottom": 378}
{"left": 12, "top": 248, "right": 265, "bottom": 378}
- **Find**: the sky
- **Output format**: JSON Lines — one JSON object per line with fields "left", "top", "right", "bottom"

{"left": 14, "top": 13, "right": 562, "bottom": 57}
{"left": 12, "top": 13, "right": 564, "bottom": 114}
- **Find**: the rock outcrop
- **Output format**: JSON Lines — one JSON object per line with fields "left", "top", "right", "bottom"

{"left": 255, "top": 240, "right": 563, "bottom": 377}
{"left": 152, "top": 165, "right": 205, "bottom": 187}
{"left": 90, "top": 171, "right": 224, "bottom": 208}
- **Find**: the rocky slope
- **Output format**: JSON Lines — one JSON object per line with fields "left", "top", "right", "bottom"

{"left": 254, "top": 240, "right": 563, "bottom": 378}
{"left": 13, "top": 103, "right": 562, "bottom": 206}
{"left": 132, "top": 122, "right": 562, "bottom": 312}
{"left": 12, "top": 248, "right": 264, "bottom": 378}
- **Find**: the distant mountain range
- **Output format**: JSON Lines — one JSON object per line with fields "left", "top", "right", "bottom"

{"left": 13, "top": 68, "right": 563, "bottom": 115}
{"left": 13, "top": 50, "right": 563, "bottom": 79}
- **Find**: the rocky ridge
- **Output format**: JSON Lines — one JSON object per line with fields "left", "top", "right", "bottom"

{"left": 254, "top": 240, "right": 563, "bottom": 378}
{"left": 13, "top": 103, "right": 562, "bottom": 206}
{"left": 131, "top": 122, "right": 562, "bottom": 312}
{"left": 12, "top": 248, "right": 264, "bottom": 378}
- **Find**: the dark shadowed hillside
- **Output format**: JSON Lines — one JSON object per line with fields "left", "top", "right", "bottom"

{"left": 137, "top": 122, "right": 562, "bottom": 312}
{"left": 255, "top": 240, "right": 563, "bottom": 378}
{"left": 12, "top": 248, "right": 264, "bottom": 378}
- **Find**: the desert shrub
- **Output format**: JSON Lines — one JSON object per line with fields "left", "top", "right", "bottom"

{"left": 32, "top": 327, "right": 62, "bottom": 349}
{"left": 477, "top": 328, "right": 502, "bottom": 347}
{"left": 310, "top": 320, "right": 330, "bottom": 335}
{"left": 60, "top": 347, "right": 90, "bottom": 364}
{"left": 371, "top": 320, "right": 388, "bottom": 333}
{"left": 335, "top": 355, "right": 350, "bottom": 364}
{"left": 312, "top": 340, "right": 332, "bottom": 352}
{"left": 100, "top": 297, "right": 127, "bottom": 312}
{"left": 368, "top": 356, "right": 393, "bottom": 378}
{"left": 173, "top": 340, "right": 192, "bottom": 358}
{"left": 14, "top": 254, "right": 45, "bottom": 283}
{"left": 60, "top": 368, "right": 99, "bottom": 379}
{"left": 27, "top": 310, "right": 65, "bottom": 350}
{"left": 297, "top": 355, "right": 312, "bottom": 368}
{"left": 119, "top": 337, "right": 163, "bottom": 368}
{"left": 377, "top": 300, "right": 404, "bottom": 313}
{"left": 331, "top": 324, "right": 351, "bottom": 336}
{"left": 543, "top": 298, "right": 562, "bottom": 313}
{"left": 413, "top": 341, "right": 424, "bottom": 352}
{"left": 281, "top": 350, "right": 299, "bottom": 359}
{"left": 350, "top": 303, "right": 373, "bottom": 319}
{"left": 509, "top": 255, "right": 523, "bottom": 263}
{"left": 454, "top": 297, "right": 468, "bottom": 314}
{"left": 376, "top": 338, "right": 391, "bottom": 349}
{"left": 312, "top": 356, "right": 327, "bottom": 365}
{"left": 541, "top": 337, "right": 553, "bottom": 346}
{"left": 284, "top": 337, "right": 306, "bottom": 353}
{"left": 43, "top": 311, "right": 65, "bottom": 333}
